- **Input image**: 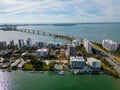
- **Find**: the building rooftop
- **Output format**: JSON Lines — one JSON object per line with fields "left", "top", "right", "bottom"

{"left": 87, "top": 58, "right": 101, "bottom": 62}
{"left": 37, "top": 48, "right": 48, "bottom": 52}
{"left": 70, "top": 56, "right": 85, "bottom": 61}
{"left": 103, "top": 39, "right": 117, "bottom": 44}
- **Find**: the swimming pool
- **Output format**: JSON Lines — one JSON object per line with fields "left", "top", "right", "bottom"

{"left": 54, "top": 65, "right": 62, "bottom": 69}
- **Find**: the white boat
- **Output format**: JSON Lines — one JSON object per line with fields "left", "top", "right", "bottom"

{"left": 58, "top": 71, "right": 64, "bottom": 75}
{"left": 74, "top": 70, "right": 77, "bottom": 75}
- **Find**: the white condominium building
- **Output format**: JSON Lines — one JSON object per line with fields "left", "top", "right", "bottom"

{"left": 87, "top": 58, "right": 101, "bottom": 69}
{"left": 102, "top": 39, "right": 118, "bottom": 51}
{"left": 70, "top": 56, "right": 85, "bottom": 69}
{"left": 83, "top": 39, "right": 93, "bottom": 53}
{"left": 18, "top": 39, "right": 24, "bottom": 48}
{"left": 26, "top": 38, "right": 32, "bottom": 47}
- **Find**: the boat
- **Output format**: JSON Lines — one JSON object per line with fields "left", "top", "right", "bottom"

{"left": 58, "top": 71, "right": 64, "bottom": 75}
{"left": 73, "top": 69, "right": 79, "bottom": 75}
{"left": 74, "top": 70, "right": 77, "bottom": 75}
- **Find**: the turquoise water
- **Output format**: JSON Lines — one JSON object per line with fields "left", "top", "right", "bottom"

{"left": 0, "top": 71, "right": 120, "bottom": 90}
{"left": 0, "top": 23, "right": 120, "bottom": 90}
{"left": 55, "top": 65, "right": 62, "bottom": 69}
{"left": 18, "top": 23, "right": 120, "bottom": 42}
{"left": 0, "top": 23, "right": 120, "bottom": 44}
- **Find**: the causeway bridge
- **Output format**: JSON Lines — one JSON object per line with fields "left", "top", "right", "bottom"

{"left": 0, "top": 24, "right": 74, "bottom": 41}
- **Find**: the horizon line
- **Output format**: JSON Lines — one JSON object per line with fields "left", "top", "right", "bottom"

{"left": 0, "top": 22, "right": 120, "bottom": 25}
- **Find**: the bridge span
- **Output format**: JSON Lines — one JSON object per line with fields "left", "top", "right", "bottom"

{"left": 0, "top": 25, "right": 75, "bottom": 41}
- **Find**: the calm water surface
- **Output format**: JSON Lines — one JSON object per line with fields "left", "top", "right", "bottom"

{"left": 0, "top": 23, "right": 120, "bottom": 90}
{"left": 0, "top": 71, "right": 120, "bottom": 90}
{"left": 0, "top": 23, "right": 120, "bottom": 44}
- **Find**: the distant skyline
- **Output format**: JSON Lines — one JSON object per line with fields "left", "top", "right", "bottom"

{"left": 0, "top": 0, "right": 120, "bottom": 23}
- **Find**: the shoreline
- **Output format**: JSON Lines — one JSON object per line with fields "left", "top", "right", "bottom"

{"left": 0, "top": 68, "right": 119, "bottom": 79}
{"left": 0, "top": 26, "right": 120, "bottom": 79}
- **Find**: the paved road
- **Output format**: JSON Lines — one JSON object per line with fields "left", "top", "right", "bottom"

{"left": 92, "top": 47, "right": 120, "bottom": 74}
{"left": 106, "top": 55, "right": 120, "bottom": 73}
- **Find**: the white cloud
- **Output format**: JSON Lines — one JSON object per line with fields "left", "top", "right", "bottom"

{"left": 0, "top": 0, "right": 120, "bottom": 23}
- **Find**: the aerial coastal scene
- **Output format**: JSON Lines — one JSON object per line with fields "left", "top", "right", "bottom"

{"left": 0, "top": 0, "right": 120, "bottom": 90}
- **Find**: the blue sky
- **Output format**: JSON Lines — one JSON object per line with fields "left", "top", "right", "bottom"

{"left": 0, "top": 0, "right": 120, "bottom": 23}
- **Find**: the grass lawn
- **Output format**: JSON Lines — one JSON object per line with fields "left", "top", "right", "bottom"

{"left": 23, "top": 63, "right": 34, "bottom": 70}
{"left": 115, "top": 57, "right": 120, "bottom": 63}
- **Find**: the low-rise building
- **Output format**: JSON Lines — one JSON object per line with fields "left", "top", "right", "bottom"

{"left": 102, "top": 39, "right": 118, "bottom": 51}
{"left": 0, "top": 57, "right": 4, "bottom": 63}
{"left": 36, "top": 48, "right": 48, "bottom": 57}
{"left": 18, "top": 60, "right": 26, "bottom": 68}
{"left": 2, "top": 62, "right": 10, "bottom": 68}
{"left": 87, "top": 58, "right": 101, "bottom": 69}
{"left": 11, "top": 59, "right": 21, "bottom": 67}
{"left": 70, "top": 56, "right": 85, "bottom": 69}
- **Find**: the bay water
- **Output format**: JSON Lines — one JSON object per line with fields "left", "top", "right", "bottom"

{"left": 0, "top": 23, "right": 120, "bottom": 90}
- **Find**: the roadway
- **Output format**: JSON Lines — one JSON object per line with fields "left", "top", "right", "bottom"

{"left": 106, "top": 55, "right": 120, "bottom": 73}
{"left": 92, "top": 47, "right": 120, "bottom": 74}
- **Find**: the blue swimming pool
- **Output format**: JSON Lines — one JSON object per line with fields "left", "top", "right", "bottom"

{"left": 54, "top": 65, "right": 62, "bottom": 69}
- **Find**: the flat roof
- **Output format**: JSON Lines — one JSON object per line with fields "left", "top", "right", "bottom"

{"left": 87, "top": 58, "right": 101, "bottom": 62}
{"left": 103, "top": 39, "right": 117, "bottom": 44}
{"left": 70, "top": 56, "right": 85, "bottom": 61}
{"left": 37, "top": 48, "right": 48, "bottom": 52}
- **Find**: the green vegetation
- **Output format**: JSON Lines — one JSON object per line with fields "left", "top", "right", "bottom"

{"left": 76, "top": 44, "right": 86, "bottom": 53}
{"left": 114, "top": 49, "right": 120, "bottom": 58}
{"left": 76, "top": 44, "right": 96, "bottom": 57}
{"left": 22, "top": 55, "right": 38, "bottom": 61}
{"left": 48, "top": 62, "right": 56, "bottom": 70}
{"left": 54, "top": 34, "right": 75, "bottom": 42}
{"left": 76, "top": 43, "right": 119, "bottom": 78}
{"left": 42, "top": 55, "right": 57, "bottom": 60}
{"left": 32, "top": 61, "right": 48, "bottom": 71}
{"left": 96, "top": 57, "right": 119, "bottom": 78}
{"left": 23, "top": 63, "right": 34, "bottom": 70}
{"left": 114, "top": 57, "right": 120, "bottom": 64}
